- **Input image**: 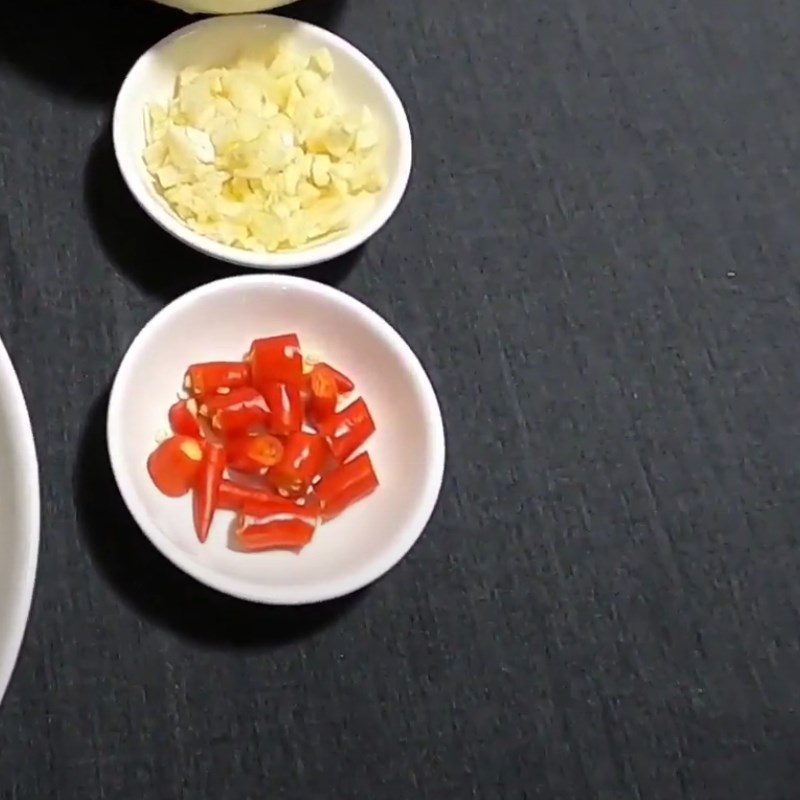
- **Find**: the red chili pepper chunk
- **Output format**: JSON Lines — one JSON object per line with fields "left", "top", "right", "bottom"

{"left": 219, "top": 480, "right": 318, "bottom": 520}
{"left": 307, "top": 365, "right": 339, "bottom": 423}
{"left": 224, "top": 434, "right": 284, "bottom": 474}
{"left": 248, "top": 334, "right": 303, "bottom": 390}
{"left": 316, "top": 397, "right": 375, "bottom": 463}
{"left": 168, "top": 399, "right": 201, "bottom": 438}
{"left": 147, "top": 436, "right": 204, "bottom": 497}
{"left": 268, "top": 432, "right": 329, "bottom": 496}
{"left": 199, "top": 386, "right": 271, "bottom": 437}
{"left": 313, "top": 452, "right": 379, "bottom": 522}
{"left": 185, "top": 362, "right": 251, "bottom": 397}
{"left": 316, "top": 362, "right": 355, "bottom": 394}
{"left": 193, "top": 443, "right": 226, "bottom": 543}
{"left": 262, "top": 382, "right": 303, "bottom": 436}
{"left": 236, "top": 518, "right": 316, "bottom": 552}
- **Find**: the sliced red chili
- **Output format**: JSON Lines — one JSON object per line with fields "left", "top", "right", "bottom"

{"left": 192, "top": 443, "right": 225, "bottom": 543}
{"left": 147, "top": 436, "right": 203, "bottom": 497}
{"left": 262, "top": 382, "right": 303, "bottom": 436}
{"left": 236, "top": 518, "right": 316, "bottom": 551}
{"left": 200, "top": 386, "right": 265, "bottom": 416}
{"left": 168, "top": 398, "right": 201, "bottom": 438}
{"left": 268, "top": 432, "right": 329, "bottom": 496}
{"left": 199, "top": 387, "right": 270, "bottom": 437}
{"left": 219, "top": 480, "right": 318, "bottom": 520}
{"left": 248, "top": 334, "right": 303, "bottom": 390}
{"left": 225, "top": 434, "right": 284, "bottom": 474}
{"left": 316, "top": 397, "right": 375, "bottom": 462}
{"left": 185, "top": 362, "right": 251, "bottom": 397}
{"left": 307, "top": 365, "right": 338, "bottom": 423}
{"left": 313, "top": 452, "right": 379, "bottom": 522}
{"left": 315, "top": 362, "right": 354, "bottom": 394}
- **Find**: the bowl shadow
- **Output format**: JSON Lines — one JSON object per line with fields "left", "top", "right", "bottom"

{"left": 74, "top": 389, "right": 363, "bottom": 649}
{"left": 0, "top": 0, "right": 348, "bottom": 105}
{"left": 83, "top": 126, "right": 362, "bottom": 301}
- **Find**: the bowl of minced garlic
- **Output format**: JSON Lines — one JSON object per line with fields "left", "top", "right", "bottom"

{"left": 113, "top": 14, "right": 412, "bottom": 269}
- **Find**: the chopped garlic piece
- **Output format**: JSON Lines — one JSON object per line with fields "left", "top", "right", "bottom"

{"left": 355, "top": 127, "right": 379, "bottom": 151}
{"left": 310, "top": 48, "right": 334, "bottom": 77}
{"left": 156, "top": 165, "right": 182, "bottom": 189}
{"left": 311, "top": 154, "right": 331, "bottom": 187}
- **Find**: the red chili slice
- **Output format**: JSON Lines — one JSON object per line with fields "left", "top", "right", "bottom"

{"left": 268, "top": 432, "right": 329, "bottom": 496}
{"left": 168, "top": 399, "right": 201, "bottom": 438}
{"left": 185, "top": 362, "right": 251, "bottom": 397}
{"left": 248, "top": 334, "right": 303, "bottom": 389}
{"left": 192, "top": 443, "right": 225, "bottom": 543}
{"left": 313, "top": 452, "right": 379, "bottom": 522}
{"left": 199, "top": 387, "right": 271, "bottom": 437}
{"left": 219, "top": 480, "right": 318, "bottom": 520}
{"left": 315, "top": 362, "right": 354, "bottom": 393}
{"left": 316, "top": 397, "right": 375, "bottom": 462}
{"left": 224, "top": 434, "right": 284, "bottom": 474}
{"left": 236, "top": 518, "right": 316, "bottom": 551}
{"left": 262, "top": 382, "right": 303, "bottom": 436}
{"left": 307, "top": 365, "right": 338, "bottom": 423}
{"left": 147, "top": 436, "right": 204, "bottom": 497}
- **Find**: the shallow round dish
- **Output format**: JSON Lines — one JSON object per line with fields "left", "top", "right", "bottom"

{"left": 0, "top": 337, "right": 39, "bottom": 705}
{"left": 107, "top": 276, "right": 445, "bottom": 604}
{"left": 113, "top": 14, "right": 412, "bottom": 270}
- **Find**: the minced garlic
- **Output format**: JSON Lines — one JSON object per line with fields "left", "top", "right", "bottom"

{"left": 143, "top": 43, "right": 386, "bottom": 252}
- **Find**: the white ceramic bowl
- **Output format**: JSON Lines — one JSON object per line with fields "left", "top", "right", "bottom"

{"left": 107, "top": 276, "right": 445, "bottom": 604}
{"left": 113, "top": 14, "right": 413, "bottom": 270}
{"left": 0, "top": 338, "right": 39, "bottom": 705}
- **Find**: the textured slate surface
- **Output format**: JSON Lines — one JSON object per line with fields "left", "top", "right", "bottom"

{"left": 2, "top": 0, "right": 800, "bottom": 797}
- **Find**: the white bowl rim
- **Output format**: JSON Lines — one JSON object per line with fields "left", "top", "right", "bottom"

{"left": 106, "top": 275, "right": 445, "bottom": 605}
{"left": 0, "top": 337, "right": 40, "bottom": 706}
{"left": 112, "top": 13, "right": 413, "bottom": 270}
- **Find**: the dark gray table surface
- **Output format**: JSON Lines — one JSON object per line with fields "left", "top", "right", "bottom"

{"left": 2, "top": 0, "right": 800, "bottom": 797}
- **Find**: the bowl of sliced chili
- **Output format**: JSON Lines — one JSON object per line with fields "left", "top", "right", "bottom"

{"left": 107, "top": 275, "right": 445, "bottom": 604}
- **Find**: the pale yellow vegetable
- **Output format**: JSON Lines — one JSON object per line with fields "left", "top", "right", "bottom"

{"left": 143, "top": 43, "right": 385, "bottom": 252}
